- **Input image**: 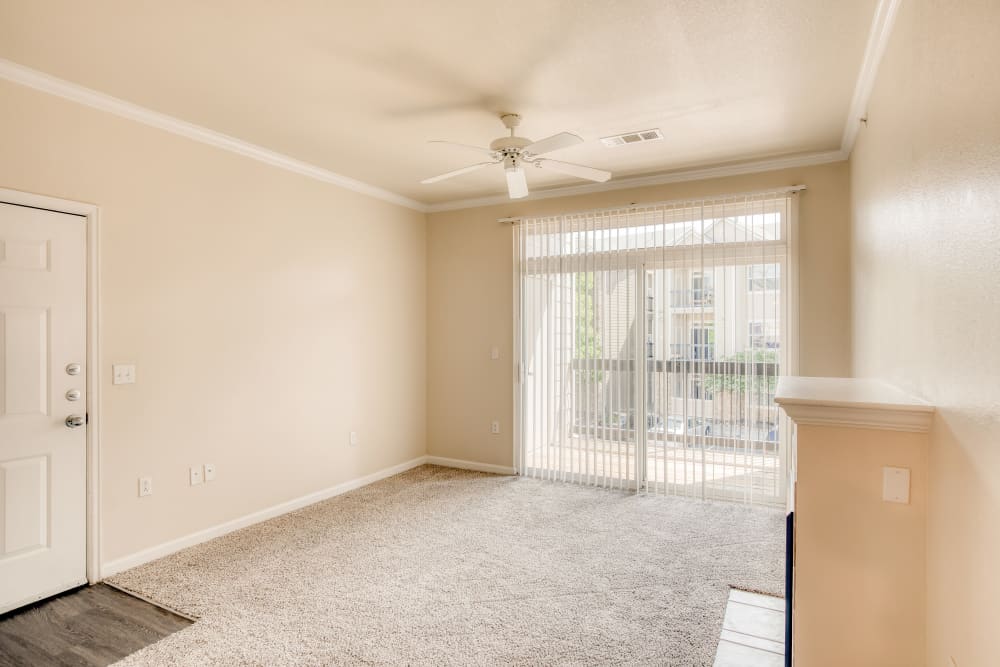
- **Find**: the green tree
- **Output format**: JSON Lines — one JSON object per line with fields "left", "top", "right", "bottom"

{"left": 701, "top": 349, "right": 779, "bottom": 423}
{"left": 702, "top": 349, "right": 778, "bottom": 392}
{"left": 575, "top": 272, "right": 603, "bottom": 381}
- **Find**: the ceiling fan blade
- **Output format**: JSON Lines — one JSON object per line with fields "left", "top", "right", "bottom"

{"left": 523, "top": 132, "right": 584, "bottom": 156}
{"left": 534, "top": 159, "right": 611, "bottom": 183}
{"left": 421, "top": 161, "right": 498, "bottom": 184}
{"left": 505, "top": 168, "right": 529, "bottom": 199}
{"left": 428, "top": 140, "right": 496, "bottom": 157}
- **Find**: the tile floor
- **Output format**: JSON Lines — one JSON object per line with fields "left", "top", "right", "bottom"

{"left": 714, "top": 589, "right": 786, "bottom": 666}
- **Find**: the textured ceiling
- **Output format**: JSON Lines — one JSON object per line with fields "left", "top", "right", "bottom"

{"left": 0, "top": 1, "right": 877, "bottom": 204}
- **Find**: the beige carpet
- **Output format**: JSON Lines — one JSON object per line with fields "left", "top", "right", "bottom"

{"left": 108, "top": 465, "right": 784, "bottom": 666}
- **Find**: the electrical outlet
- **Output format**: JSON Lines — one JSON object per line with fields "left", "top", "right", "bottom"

{"left": 138, "top": 477, "right": 153, "bottom": 497}
{"left": 190, "top": 466, "right": 203, "bottom": 486}
{"left": 882, "top": 466, "right": 910, "bottom": 503}
{"left": 491, "top": 420, "right": 500, "bottom": 435}
{"left": 349, "top": 431, "right": 359, "bottom": 447}
{"left": 204, "top": 463, "right": 216, "bottom": 481}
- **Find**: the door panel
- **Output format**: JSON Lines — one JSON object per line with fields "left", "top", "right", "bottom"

{"left": 521, "top": 268, "right": 640, "bottom": 490}
{"left": 1, "top": 455, "right": 49, "bottom": 556}
{"left": 2, "top": 308, "right": 51, "bottom": 416}
{"left": 0, "top": 202, "right": 87, "bottom": 614}
{"left": 642, "top": 264, "right": 786, "bottom": 505}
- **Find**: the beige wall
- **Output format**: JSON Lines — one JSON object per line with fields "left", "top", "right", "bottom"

{"left": 849, "top": 2, "right": 1000, "bottom": 665}
{"left": 0, "top": 81, "right": 427, "bottom": 563}
{"left": 427, "top": 162, "right": 852, "bottom": 467}
{"left": 793, "top": 423, "right": 927, "bottom": 667}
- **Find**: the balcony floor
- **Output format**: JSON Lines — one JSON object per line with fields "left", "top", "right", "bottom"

{"left": 524, "top": 435, "right": 784, "bottom": 506}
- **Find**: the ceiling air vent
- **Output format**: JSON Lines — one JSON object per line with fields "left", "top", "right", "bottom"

{"left": 600, "top": 128, "right": 664, "bottom": 147}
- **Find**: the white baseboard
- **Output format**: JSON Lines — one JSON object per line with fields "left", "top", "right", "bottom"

{"left": 425, "top": 456, "right": 516, "bottom": 475}
{"left": 101, "top": 454, "right": 516, "bottom": 579}
{"left": 101, "top": 455, "right": 429, "bottom": 578}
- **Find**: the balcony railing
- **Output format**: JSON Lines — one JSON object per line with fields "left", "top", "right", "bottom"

{"left": 569, "top": 357, "right": 776, "bottom": 374}
{"left": 563, "top": 357, "right": 782, "bottom": 452}
{"left": 669, "top": 288, "right": 714, "bottom": 308}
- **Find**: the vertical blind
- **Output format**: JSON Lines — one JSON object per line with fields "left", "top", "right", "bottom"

{"left": 515, "top": 188, "right": 798, "bottom": 506}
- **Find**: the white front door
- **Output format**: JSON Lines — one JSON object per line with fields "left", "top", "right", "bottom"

{"left": 0, "top": 202, "right": 87, "bottom": 613}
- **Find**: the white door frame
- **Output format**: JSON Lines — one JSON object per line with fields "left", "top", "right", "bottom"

{"left": 0, "top": 187, "right": 102, "bottom": 584}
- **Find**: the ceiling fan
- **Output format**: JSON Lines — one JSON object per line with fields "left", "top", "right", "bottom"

{"left": 421, "top": 113, "right": 612, "bottom": 199}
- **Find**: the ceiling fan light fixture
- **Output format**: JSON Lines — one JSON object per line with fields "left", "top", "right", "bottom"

{"left": 421, "top": 113, "right": 611, "bottom": 198}
{"left": 505, "top": 163, "right": 529, "bottom": 199}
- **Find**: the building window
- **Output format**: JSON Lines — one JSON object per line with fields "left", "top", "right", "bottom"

{"left": 749, "top": 321, "right": 765, "bottom": 348}
{"left": 692, "top": 271, "right": 713, "bottom": 304}
{"left": 748, "top": 320, "right": 780, "bottom": 350}
{"left": 748, "top": 264, "right": 780, "bottom": 291}
{"left": 691, "top": 326, "right": 714, "bottom": 359}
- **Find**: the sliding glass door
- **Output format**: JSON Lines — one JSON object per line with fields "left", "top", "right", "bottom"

{"left": 515, "top": 191, "right": 796, "bottom": 507}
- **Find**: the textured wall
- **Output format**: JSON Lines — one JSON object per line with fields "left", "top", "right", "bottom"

{"left": 849, "top": 1, "right": 1000, "bottom": 664}
{"left": 427, "top": 162, "right": 851, "bottom": 467}
{"left": 0, "top": 80, "right": 428, "bottom": 563}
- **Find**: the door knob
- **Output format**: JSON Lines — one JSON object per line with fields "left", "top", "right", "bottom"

{"left": 65, "top": 414, "right": 85, "bottom": 428}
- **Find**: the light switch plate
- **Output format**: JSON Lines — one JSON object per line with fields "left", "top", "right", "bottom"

{"left": 349, "top": 431, "right": 359, "bottom": 447}
{"left": 112, "top": 363, "right": 136, "bottom": 385}
{"left": 490, "top": 346, "right": 500, "bottom": 360}
{"left": 204, "top": 463, "right": 216, "bottom": 481}
{"left": 190, "top": 466, "right": 203, "bottom": 486}
{"left": 882, "top": 466, "right": 910, "bottom": 503}
{"left": 138, "top": 477, "right": 153, "bottom": 497}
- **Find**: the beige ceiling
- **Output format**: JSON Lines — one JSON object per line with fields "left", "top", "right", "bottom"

{"left": 0, "top": 1, "right": 877, "bottom": 205}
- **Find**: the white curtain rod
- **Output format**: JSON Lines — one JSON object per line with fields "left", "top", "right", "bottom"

{"left": 497, "top": 184, "right": 806, "bottom": 223}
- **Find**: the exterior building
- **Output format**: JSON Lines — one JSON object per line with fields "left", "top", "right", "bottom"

{"left": 573, "top": 216, "right": 785, "bottom": 449}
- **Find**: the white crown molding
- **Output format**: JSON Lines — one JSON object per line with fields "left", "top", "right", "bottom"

{"left": 775, "top": 377, "right": 934, "bottom": 433}
{"left": 778, "top": 403, "right": 933, "bottom": 433}
{"left": 840, "top": 0, "right": 902, "bottom": 154}
{"left": 0, "top": 58, "right": 429, "bottom": 213}
{"left": 425, "top": 149, "right": 847, "bottom": 213}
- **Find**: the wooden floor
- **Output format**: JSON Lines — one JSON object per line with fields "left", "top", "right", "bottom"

{"left": 0, "top": 584, "right": 191, "bottom": 667}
